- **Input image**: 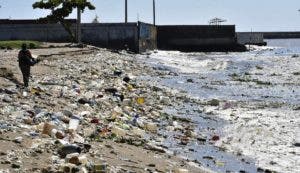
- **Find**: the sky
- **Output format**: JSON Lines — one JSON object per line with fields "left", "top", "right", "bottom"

{"left": 0, "top": 0, "right": 299, "bottom": 31}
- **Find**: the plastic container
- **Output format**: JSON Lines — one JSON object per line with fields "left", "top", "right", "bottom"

{"left": 145, "top": 122, "right": 158, "bottom": 133}
{"left": 22, "top": 91, "right": 28, "bottom": 97}
{"left": 94, "top": 156, "right": 107, "bottom": 173}
{"left": 111, "top": 126, "right": 126, "bottom": 137}
{"left": 132, "top": 127, "right": 145, "bottom": 137}
{"left": 174, "top": 168, "right": 189, "bottom": 173}
{"left": 136, "top": 97, "right": 145, "bottom": 104}
{"left": 68, "top": 119, "right": 79, "bottom": 131}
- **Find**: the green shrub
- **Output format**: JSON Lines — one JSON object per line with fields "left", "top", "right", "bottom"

{"left": 0, "top": 40, "right": 41, "bottom": 49}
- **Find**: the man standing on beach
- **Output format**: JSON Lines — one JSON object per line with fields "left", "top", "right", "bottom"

{"left": 18, "top": 43, "right": 38, "bottom": 88}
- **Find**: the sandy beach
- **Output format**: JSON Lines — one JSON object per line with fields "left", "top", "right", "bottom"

{"left": 0, "top": 44, "right": 212, "bottom": 173}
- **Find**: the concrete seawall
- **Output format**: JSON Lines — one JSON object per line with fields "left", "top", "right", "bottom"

{"left": 157, "top": 25, "right": 245, "bottom": 52}
{"left": 81, "top": 23, "right": 139, "bottom": 52}
{"left": 0, "top": 22, "right": 157, "bottom": 53}
{"left": 0, "top": 21, "right": 246, "bottom": 52}
{"left": 262, "top": 32, "right": 300, "bottom": 39}
{"left": 237, "top": 32, "right": 266, "bottom": 46}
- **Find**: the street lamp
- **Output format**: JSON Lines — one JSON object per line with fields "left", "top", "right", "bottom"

{"left": 125, "top": 0, "right": 128, "bottom": 23}
{"left": 153, "top": 0, "right": 156, "bottom": 25}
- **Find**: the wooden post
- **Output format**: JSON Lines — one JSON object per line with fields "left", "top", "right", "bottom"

{"left": 77, "top": 7, "right": 81, "bottom": 43}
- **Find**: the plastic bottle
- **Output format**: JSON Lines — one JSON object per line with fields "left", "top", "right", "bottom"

{"left": 94, "top": 155, "right": 107, "bottom": 173}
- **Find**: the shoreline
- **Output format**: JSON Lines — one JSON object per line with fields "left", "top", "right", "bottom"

{"left": 137, "top": 49, "right": 300, "bottom": 173}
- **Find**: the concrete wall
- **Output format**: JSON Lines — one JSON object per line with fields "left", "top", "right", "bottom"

{"left": 0, "top": 24, "right": 72, "bottom": 42}
{"left": 82, "top": 23, "right": 139, "bottom": 52}
{"left": 0, "top": 22, "right": 249, "bottom": 52}
{"left": 0, "top": 23, "right": 148, "bottom": 52}
{"left": 157, "top": 25, "right": 244, "bottom": 52}
{"left": 138, "top": 22, "right": 157, "bottom": 52}
{"left": 237, "top": 32, "right": 266, "bottom": 45}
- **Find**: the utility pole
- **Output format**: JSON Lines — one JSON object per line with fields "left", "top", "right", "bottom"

{"left": 153, "top": 0, "right": 156, "bottom": 25}
{"left": 125, "top": 0, "right": 128, "bottom": 23}
{"left": 77, "top": 7, "right": 81, "bottom": 43}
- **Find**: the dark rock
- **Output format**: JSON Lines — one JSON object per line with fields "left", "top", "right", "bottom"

{"left": 58, "top": 145, "right": 81, "bottom": 158}
{"left": 11, "top": 163, "right": 21, "bottom": 169}
{"left": 197, "top": 137, "right": 207, "bottom": 143}
{"left": 123, "top": 76, "right": 131, "bottom": 83}
{"left": 208, "top": 99, "right": 220, "bottom": 106}
{"left": 4, "top": 89, "right": 16, "bottom": 95}
{"left": 148, "top": 164, "right": 156, "bottom": 167}
{"left": 113, "top": 70, "right": 123, "bottom": 76}
{"left": 257, "top": 167, "right": 264, "bottom": 172}
{"left": 211, "top": 135, "right": 220, "bottom": 141}
{"left": 90, "top": 118, "right": 99, "bottom": 124}
{"left": 265, "top": 169, "right": 275, "bottom": 173}
{"left": 0, "top": 151, "right": 7, "bottom": 156}
{"left": 1, "top": 160, "right": 11, "bottom": 164}
{"left": 78, "top": 98, "right": 91, "bottom": 105}
{"left": 104, "top": 88, "right": 118, "bottom": 94}
{"left": 187, "top": 79, "right": 194, "bottom": 83}
{"left": 203, "top": 156, "right": 214, "bottom": 160}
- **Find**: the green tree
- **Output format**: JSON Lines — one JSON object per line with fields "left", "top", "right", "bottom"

{"left": 33, "top": 0, "right": 95, "bottom": 42}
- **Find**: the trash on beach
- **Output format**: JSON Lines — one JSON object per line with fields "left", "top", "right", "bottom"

{"left": 136, "top": 97, "right": 145, "bottom": 104}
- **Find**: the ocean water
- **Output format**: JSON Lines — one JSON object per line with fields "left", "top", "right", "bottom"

{"left": 138, "top": 39, "right": 300, "bottom": 173}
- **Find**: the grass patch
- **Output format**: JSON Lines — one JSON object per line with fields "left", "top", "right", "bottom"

{"left": 0, "top": 40, "right": 41, "bottom": 49}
